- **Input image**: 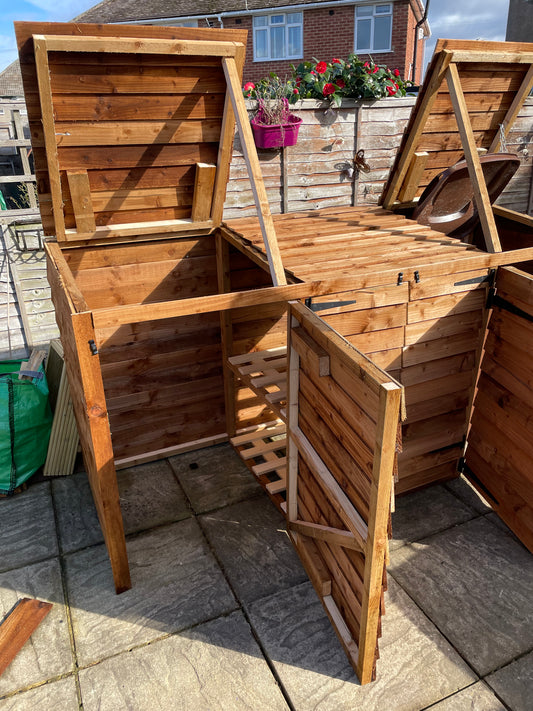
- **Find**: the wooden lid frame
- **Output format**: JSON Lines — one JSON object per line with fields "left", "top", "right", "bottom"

{"left": 16, "top": 22, "right": 287, "bottom": 285}
{"left": 381, "top": 39, "right": 533, "bottom": 254}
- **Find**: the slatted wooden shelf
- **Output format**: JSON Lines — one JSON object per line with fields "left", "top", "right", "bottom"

{"left": 227, "top": 347, "right": 288, "bottom": 422}
{"left": 230, "top": 421, "right": 287, "bottom": 502}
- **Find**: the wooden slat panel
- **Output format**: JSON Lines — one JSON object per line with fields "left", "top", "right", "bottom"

{"left": 16, "top": 21, "right": 247, "bottom": 239}
{"left": 287, "top": 302, "right": 402, "bottom": 685}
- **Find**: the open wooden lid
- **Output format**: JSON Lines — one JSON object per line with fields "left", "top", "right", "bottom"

{"left": 381, "top": 39, "right": 533, "bottom": 232}
{"left": 15, "top": 22, "right": 248, "bottom": 246}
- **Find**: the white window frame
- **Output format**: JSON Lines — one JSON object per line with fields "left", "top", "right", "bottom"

{"left": 253, "top": 12, "right": 303, "bottom": 62}
{"left": 173, "top": 20, "right": 199, "bottom": 28}
{"left": 354, "top": 3, "right": 393, "bottom": 54}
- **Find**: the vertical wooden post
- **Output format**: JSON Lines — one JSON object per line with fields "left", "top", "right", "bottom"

{"left": 357, "top": 381, "right": 402, "bottom": 684}
{"left": 46, "top": 245, "right": 130, "bottom": 594}
{"left": 286, "top": 305, "right": 300, "bottom": 523}
{"left": 216, "top": 233, "right": 236, "bottom": 438}
{"left": 71, "top": 313, "right": 131, "bottom": 593}
{"left": 281, "top": 146, "right": 289, "bottom": 214}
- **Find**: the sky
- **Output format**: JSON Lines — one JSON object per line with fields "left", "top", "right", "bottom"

{"left": 0, "top": 0, "right": 512, "bottom": 75}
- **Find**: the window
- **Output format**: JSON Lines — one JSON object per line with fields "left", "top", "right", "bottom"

{"left": 253, "top": 13, "right": 303, "bottom": 61}
{"left": 355, "top": 4, "right": 392, "bottom": 53}
{"left": 175, "top": 20, "right": 199, "bottom": 27}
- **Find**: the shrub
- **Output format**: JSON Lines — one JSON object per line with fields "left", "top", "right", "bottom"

{"left": 243, "top": 54, "right": 412, "bottom": 108}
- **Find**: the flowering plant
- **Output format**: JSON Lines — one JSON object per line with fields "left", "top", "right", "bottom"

{"left": 243, "top": 75, "right": 299, "bottom": 124}
{"left": 243, "top": 54, "right": 412, "bottom": 108}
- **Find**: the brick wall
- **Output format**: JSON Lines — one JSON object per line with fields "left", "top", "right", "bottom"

{"left": 222, "top": 1, "right": 424, "bottom": 85}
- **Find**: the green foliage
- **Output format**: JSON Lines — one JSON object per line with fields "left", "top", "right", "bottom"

{"left": 243, "top": 54, "right": 412, "bottom": 109}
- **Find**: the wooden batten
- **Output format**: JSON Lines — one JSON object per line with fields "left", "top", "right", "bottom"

{"left": 191, "top": 163, "right": 217, "bottom": 222}
{"left": 67, "top": 170, "right": 96, "bottom": 233}
{"left": 397, "top": 152, "right": 429, "bottom": 203}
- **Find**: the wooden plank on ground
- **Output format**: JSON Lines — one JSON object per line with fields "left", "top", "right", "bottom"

{"left": 0, "top": 598, "right": 52, "bottom": 676}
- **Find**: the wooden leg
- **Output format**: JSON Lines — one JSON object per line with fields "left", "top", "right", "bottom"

{"left": 71, "top": 313, "right": 131, "bottom": 594}
{"left": 86, "top": 461, "right": 131, "bottom": 594}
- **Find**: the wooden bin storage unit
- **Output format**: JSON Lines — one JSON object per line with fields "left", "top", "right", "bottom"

{"left": 17, "top": 22, "right": 533, "bottom": 685}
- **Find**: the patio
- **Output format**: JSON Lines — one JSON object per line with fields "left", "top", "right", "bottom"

{"left": 0, "top": 443, "right": 531, "bottom": 710}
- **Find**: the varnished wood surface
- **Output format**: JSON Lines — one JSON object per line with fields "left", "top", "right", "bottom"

{"left": 466, "top": 266, "right": 533, "bottom": 552}
{"left": 15, "top": 22, "right": 248, "bottom": 239}
{"left": 0, "top": 598, "right": 52, "bottom": 676}
{"left": 225, "top": 206, "right": 499, "bottom": 494}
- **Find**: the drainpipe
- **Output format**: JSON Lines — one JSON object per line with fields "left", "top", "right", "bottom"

{"left": 412, "top": 0, "right": 430, "bottom": 84}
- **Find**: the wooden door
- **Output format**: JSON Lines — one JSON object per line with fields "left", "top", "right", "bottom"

{"left": 464, "top": 266, "right": 533, "bottom": 553}
{"left": 285, "top": 302, "right": 403, "bottom": 685}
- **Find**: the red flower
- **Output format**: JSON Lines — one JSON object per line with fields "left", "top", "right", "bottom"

{"left": 316, "top": 61, "right": 328, "bottom": 74}
{"left": 310, "top": 70, "right": 316, "bottom": 75}
{"left": 386, "top": 82, "right": 398, "bottom": 96}
{"left": 336, "top": 78, "right": 346, "bottom": 89}
{"left": 293, "top": 88, "right": 299, "bottom": 94}
{"left": 332, "top": 57, "right": 341, "bottom": 64}
{"left": 364, "top": 61, "right": 370, "bottom": 68}
{"left": 243, "top": 81, "right": 255, "bottom": 93}
{"left": 393, "top": 68, "right": 400, "bottom": 77}
{"left": 372, "top": 66, "right": 379, "bottom": 74}
{"left": 323, "top": 83, "right": 335, "bottom": 96}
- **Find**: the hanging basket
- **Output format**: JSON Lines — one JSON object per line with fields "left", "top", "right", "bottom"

{"left": 251, "top": 114, "right": 302, "bottom": 149}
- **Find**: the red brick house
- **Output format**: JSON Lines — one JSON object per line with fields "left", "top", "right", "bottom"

{"left": 76, "top": 0, "right": 430, "bottom": 84}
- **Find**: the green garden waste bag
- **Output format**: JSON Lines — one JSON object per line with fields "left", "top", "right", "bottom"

{"left": 0, "top": 360, "right": 53, "bottom": 495}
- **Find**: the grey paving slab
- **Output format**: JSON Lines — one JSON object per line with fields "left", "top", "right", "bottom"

{"left": 52, "top": 461, "right": 191, "bottom": 554}
{"left": 200, "top": 496, "right": 308, "bottom": 604}
{"left": 391, "top": 483, "right": 476, "bottom": 550}
{"left": 389, "top": 516, "right": 533, "bottom": 676}
{"left": 79, "top": 611, "right": 289, "bottom": 711}
{"left": 65, "top": 518, "right": 238, "bottom": 666}
{"left": 247, "top": 578, "right": 476, "bottom": 711}
{"left": 427, "top": 681, "right": 507, "bottom": 710}
{"left": 486, "top": 651, "right": 533, "bottom": 711}
{"left": 444, "top": 475, "right": 492, "bottom": 514}
{"left": 0, "top": 559, "right": 73, "bottom": 697}
{"left": 0, "top": 482, "right": 57, "bottom": 571}
{"left": 484, "top": 512, "right": 524, "bottom": 545}
{"left": 0, "top": 676, "right": 78, "bottom": 710}
{"left": 169, "top": 442, "right": 262, "bottom": 513}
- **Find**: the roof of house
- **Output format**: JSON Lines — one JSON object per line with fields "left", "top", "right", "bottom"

{"left": 0, "top": 61, "right": 24, "bottom": 98}
{"left": 0, "top": 0, "right": 428, "bottom": 94}
{"left": 76, "top": 0, "right": 428, "bottom": 29}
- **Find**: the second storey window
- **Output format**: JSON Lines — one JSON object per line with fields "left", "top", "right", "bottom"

{"left": 355, "top": 4, "right": 393, "bottom": 53}
{"left": 253, "top": 13, "right": 303, "bottom": 61}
